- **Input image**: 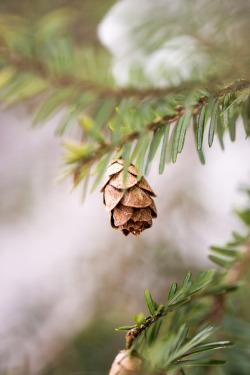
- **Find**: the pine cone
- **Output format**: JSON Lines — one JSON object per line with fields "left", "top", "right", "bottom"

{"left": 108, "top": 350, "right": 144, "bottom": 375}
{"left": 100, "top": 159, "right": 157, "bottom": 236}
{"left": 108, "top": 350, "right": 164, "bottom": 375}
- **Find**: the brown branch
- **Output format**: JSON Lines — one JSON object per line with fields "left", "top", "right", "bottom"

{"left": 227, "top": 236, "right": 250, "bottom": 283}
{"left": 126, "top": 307, "right": 165, "bottom": 349}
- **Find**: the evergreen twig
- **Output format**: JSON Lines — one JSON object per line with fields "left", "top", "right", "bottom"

{"left": 72, "top": 79, "right": 250, "bottom": 172}
{"left": 125, "top": 234, "right": 250, "bottom": 350}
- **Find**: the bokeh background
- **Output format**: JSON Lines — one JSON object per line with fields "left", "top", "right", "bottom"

{"left": 0, "top": 0, "right": 250, "bottom": 374}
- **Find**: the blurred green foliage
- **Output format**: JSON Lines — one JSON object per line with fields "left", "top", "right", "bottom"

{"left": 0, "top": 0, "right": 116, "bottom": 45}
{"left": 42, "top": 317, "right": 124, "bottom": 374}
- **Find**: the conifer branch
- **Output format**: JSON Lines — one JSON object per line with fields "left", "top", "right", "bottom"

{"left": 124, "top": 229, "right": 250, "bottom": 351}
{"left": 72, "top": 79, "right": 250, "bottom": 172}
{"left": 117, "top": 241, "right": 249, "bottom": 375}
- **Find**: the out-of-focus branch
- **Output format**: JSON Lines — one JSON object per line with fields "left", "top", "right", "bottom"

{"left": 206, "top": 235, "right": 250, "bottom": 324}
{"left": 1, "top": 46, "right": 249, "bottom": 101}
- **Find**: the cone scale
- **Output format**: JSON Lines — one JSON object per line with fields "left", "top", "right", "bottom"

{"left": 100, "top": 159, "right": 157, "bottom": 236}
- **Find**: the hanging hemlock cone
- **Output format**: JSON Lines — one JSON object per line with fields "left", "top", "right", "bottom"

{"left": 100, "top": 159, "right": 157, "bottom": 236}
